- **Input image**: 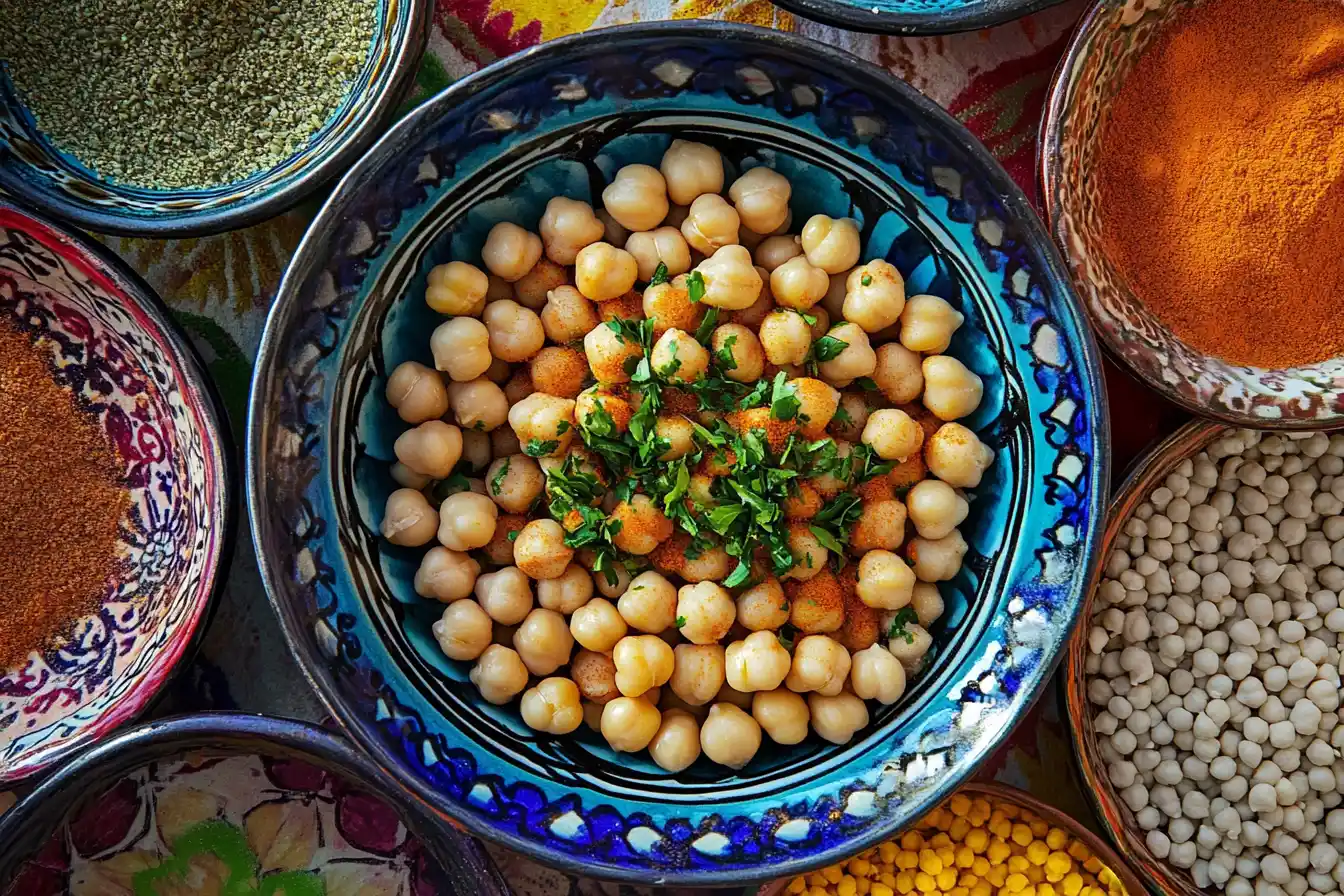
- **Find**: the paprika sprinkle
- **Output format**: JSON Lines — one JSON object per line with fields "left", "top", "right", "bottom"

{"left": 1095, "top": 0, "right": 1344, "bottom": 369}
{"left": 0, "top": 320, "right": 130, "bottom": 671}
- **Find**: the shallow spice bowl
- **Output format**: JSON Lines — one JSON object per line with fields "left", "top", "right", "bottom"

{"left": 0, "top": 0, "right": 430, "bottom": 238}
{"left": 1039, "top": 0, "right": 1344, "bottom": 429}
{"left": 248, "top": 21, "right": 1110, "bottom": 884}
{"left": 1063, "top": 420, "right": 1231, "bottom": 896}
{"left": 0, "top": 712, "right": 511, "bottom": 894}
{"left": 0, "top": 198, "right": 233, "bottom": 783}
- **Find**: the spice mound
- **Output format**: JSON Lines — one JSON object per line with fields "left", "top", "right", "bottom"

{"left": 0, "top": 0, "right": 376, "bottom": 190}
{"left": 1095, "top": 0, "right": 1344, "bottom": 369}
{"left": 0, "top": 322, "right": 130, "bottom": 671}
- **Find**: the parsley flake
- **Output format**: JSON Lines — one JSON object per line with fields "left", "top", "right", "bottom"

{"left": 769, "top": 371, "right": 801, "bottom": 421}
{"left": 523, "top": 438, "right": 560, "bottom": 457}
{"left": 490, "top": 457, "right": 511, "bottom": 495}
{"left": 687, "top": 271, "right": 706, "bottom": 304}
{"left": 888, "top": 606, "right": 920, "bottom": 643}
{"left": 861, "top": 274, "right": 873, "bottom": 287}
{"left": 811, "top": 334, "right": 849, "bottom": 362}
{"left": 648, "top": 261, "right": 670, "bottom": 287}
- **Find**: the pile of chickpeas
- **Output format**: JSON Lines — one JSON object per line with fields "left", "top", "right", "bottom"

{"left": 377, "top": 139, "right": 995, "bottom": 772}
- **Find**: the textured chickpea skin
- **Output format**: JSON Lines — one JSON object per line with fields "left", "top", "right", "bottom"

{"left": 710, "top": 324, "right": 765, "bottom": 383}
{"left": 540, "top": 286, "right": 600, "bottom": 345}
{"left": 817, "top": 322, "right": 876, "bottom": 384}
{"left": 736, "top": 578, "right": 790, "bottom": 631}
{"left": 601, "top": 696, "right": 662, "bottom": 752}
{"left": 470, "top": 644, "right": 530, "bottom": 705}
{"left": 436, "top": 491, "right": 498, "bottom": 552}
{"left": 728, "top": 166, "right": 791, "bottom": 234}
{"left": 922, "top": 355, "right": 984, "bottom": 421}
{"left": 413, "top": 546, "right": 479, "bottom": 601}
{"left": 649, "top": 710, "right": 702, "bottom": 772}
{"left": 612, "top": 634, "right": 675, "bottom": 697}
{"left": 906, "top": 479, "right": 969, "bottom": 540}
{"left": 650, "top": 328, "right": 710, "bottom": 383}
{"left": 771, "top": 255, "right": 830, "bottom": 311}
{"left": 759, "top": 310, "right": 812, "bottom": 366}
{"left": 426, "top": 261, "right": 489, "bottom": 315}
{"left": 681, "top": 193, "right": 741, "bottom": 256}
{"left": 513, "top": 519, "right": 575, "bottom": 579}
{"left": 393, "top": 420, "right": 462, "bottom": 479}
{"left": 908, "top": 530, "right": 969, "bottom": 582}
{"left": 794, "top": 377, "right": 839, "bottom": 439}
{"left": 447, "top": 378, "right": 509, "bottom": 433}
{"left": 925, "top": 422, "right": 995, "bottom": 488}
{"left": 783, "top": 524, "right": 829, "bottom": 581}
{"left": 784, "top": 634, "right": 851, "bottom": 696}
{"left": 669, "top": 643, "right": 726, "bottom": 706}
{"left": 800, "top": 215, "right": 861, "bottom": 274}
{"left": 386, "top": 361, "right": 449, "bottom": 424}
{"left": 610, "top": 494, "right": 675, "bottom": 555}
{"left": 575, "top": 242, "right": 639, "bottom": 302}
{"left": 512, "top": 258, "right": 567, "bottom": 310}
{"left": 754, "top": 234, "right": 803, "bottom": 272}
{"left": 695, "top": 245, "right": 762, "bottom": 311}
{"left": 699, "top": 703, "right": 762, "bottom": 769}
{"left": 808, "top": 692, "right": 869, "bottom": 744}
{"left": 642, "top": 280, "right": 703, "bottom": 338}
{"left": 536, "top": 563, "right": 593, "bottom": 614}
{"left": 513, "top": 607, "right": 574, "bottom": 675}
{"left": 539, "top": 196, "right": 605, "bottom": 266}
{"left": 676, "top": 582, "right": 736, "bottom": 645}
{"left": 724, "top": 630, "right": 792, "bottom": 693}
{"left": 474, "top": 566, "right": 534, "bottom": 625}
{"left": 583, "top": 321, "right": 643, "bottom": 384}
{"left": 655, "top": 415, "right": 695, "bottom": 460}
{"left": 872, "top": 343, "right": 924, "bottom": 405}
{"left": 529, "top": 346, "right": 588, "bottom": 399}
{"left": 660, "top": 139, "right": 725, "bottom": 206}
{"left": 482, "top": 299, "right": 546, "bottom": 362}
{"left": 430, "top": 318, "right": 493, "bottom": 383}
{"left": 431, "top": 599, "right": 493, "bottom": 661}
{"left": 382, "top": 488, "right": 439, "bottom": 547}
{"left": 507, "top": 392, "right": 577, "bottom": 455}
{"left": 900, "top": 293, "right": 965, "bottom": 353}
{"left": 856, "top": 549, "right": 915, "bottom": 610}
{"left": 849, "top": 499, "right": 908, "bottom": 555}
{"left": 843, "top": 260, "right": 907, "bottom": 333}
{"left": 520, "top": 677, "right": 584, "bottom": 735}
{"left": 484, "top": 455, "right": 542, "bottom": 514}
{"left": 481, "top": 222, "right": 543, "bottom": 282}
{"left": 911, "top": 582, "right": 945, "bottom": 626}
{"left": 618, "top": 570, "right": 678, "bottom": 633}
{"left": 625, "top": 226, "right": 693, "bottom": 283}
{"left": 752, "top": 688, "right": 810, "bottom": 745}
{"left": 602, "top": 164, "right": 670, "bottom": 233}
{"left": 862, "top": 408, "right": 924, "bottom": 461}
{"left": 570, "top": 597, "right": 628, "bottom": 652}
{"left": 850, "top": 643, "right": 908, "bottom": 705}
{"left": 570, "top": 649, "right": 620, "bottom": 705}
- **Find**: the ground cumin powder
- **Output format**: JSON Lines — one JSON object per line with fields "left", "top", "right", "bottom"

{"left": 0, "top": 321, "right": 130, "bottom": 671}
{"left": 1096, "top": 0, "right": 1344, "bottom": 369}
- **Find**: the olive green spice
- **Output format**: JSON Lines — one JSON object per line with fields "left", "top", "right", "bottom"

{"left": 0, "top": 0, "right": 376, "bottom": 189}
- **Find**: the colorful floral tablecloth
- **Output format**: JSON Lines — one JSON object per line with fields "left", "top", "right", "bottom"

{"left": 100, "top": 2, "right": 1187, "bottom": 891}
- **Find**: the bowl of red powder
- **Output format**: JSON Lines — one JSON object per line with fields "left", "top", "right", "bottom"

{"left": 1040, "top": 0, "right": 1344, "bottom": 427}
{"left": 0, "top": 197, "right": 233, "bottom": 782}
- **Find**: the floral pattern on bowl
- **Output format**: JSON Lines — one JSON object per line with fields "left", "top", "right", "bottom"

{"left": 1039, "top": 0, "right": 1344, "bottom": 428}
{"left": 0, "top": 199, "right": 232, "bottom": 783}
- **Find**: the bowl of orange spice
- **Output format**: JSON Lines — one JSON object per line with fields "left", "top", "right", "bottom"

{"left": 1040, "top": 0, "right": 1344, "bottom": 428}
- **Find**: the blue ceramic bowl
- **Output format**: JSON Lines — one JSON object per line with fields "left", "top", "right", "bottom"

{"left": 248, "top": 21, "right": 1109, "bottom": 884}
{"left": 771, "top": 0, "right": 1068, "bottom": 35}
{"left": 0, "top": 0, "right": 429, "bottom": 238}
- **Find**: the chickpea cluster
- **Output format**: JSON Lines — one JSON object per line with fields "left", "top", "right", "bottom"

{"left": 379, "top": 139, "right": 995, "bottom": 772}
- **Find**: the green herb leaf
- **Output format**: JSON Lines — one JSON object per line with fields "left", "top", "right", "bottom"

{"left": 888, "top": 606, "right": 920, "bottom": 644}
{"left": 809, "top": 525, "right": 846, "bottom": 555}
{"left": 507, "top": 530, "right": 519, "bottom": 542}
{"left": 648, "top": 261, "right": 670, "bottom": 287}
{"left": 490, "top": 457, "right": 511, "bottom": 495}
{"left": 800, "top": 311, "right": 817, "bottom": 326}
{"left": 687, "top": 270, "right": 706, "bottom": 303}
{"left": 769, "top": 371, "right": 801, "bottom": 421}
{"left": 811, "top": 334, "right": 849, "bottom": 362}
{"left": 714, "top": 333, "right": 739, "bottom": 372}
{"left": 694, "top": 307, "right": 720, "bottom": 345}
{"left": 675, "top": 615, "right": 687, "bottom": 628}
{"left": 860, "top": 273, "right": 872, "bottom": 287}
{"left": 724, "top": 558, "right": 752, "bottom": 588}
{"left": 524, "top": 438, "right": 560, "bottom": 458}
{"left": 832, "top": 405, "right": 853, "bottom": 427}
{"left": 854, "top": 376, "right": 879, "bottom": 391}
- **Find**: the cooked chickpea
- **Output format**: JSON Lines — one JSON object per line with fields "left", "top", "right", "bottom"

{"left": 829, "top": 393, "right": 869, "bottom": 442}
{"left": 821, "top": 270, "right": 850, "bottom": 319}
{"left": 413, "top": 549, "right": 478, "bottom": 607}
{"left": 606, "top": 495, "right": 673, "bottom": 556}
{"left": 482, "top": 299, "right": 545, "bottom": 363}
{"left": 426, "top": 261, "right": 489, "bottom": 316}
{"left": 575, "top": 385, "right": 632, "bottom": 437}
{"left": 612, "top": 634, "right": 675, "bottom": 697}
{"left": 481, "top": 222, "right": 543, "bottom": 282}
{"left": 502, "top": 369, "right": 533, "bottom": 406}
{"left": 513, "top": 607, "right": 574, "bottom": 675}
{"left": 642, "top": 279, "right": 703, "bottom": 338}
{"left": 386, "top": 361, "right": 449, "bottom": 424}
{"left": 905, "top": 479, "right": 968, "bottom": 540}
{"left": 625, "top": 226, "right": 692, "bottom": 282}
{"left": 594, "top": 208, "right": 628, "bottom": 247}
{"left": 759, "top": 310, "right": 812, "bottom": 366}
{"left": 800, "top": 215, "right": 861, "bottom": 274}
{"left": 570, "top": 598, "right": 628, "bottom": 653}
{"left": 848, "top": 642, "right": 907, "bottom": 705}
{"left": 855, "top": 549, "right": 915, "bottom": 610}
{"left": 785, "top": 634, "right": 850, "bottom": 696}
{"left": 849, "top": 498, "right": 908, "bottom": 556}
{"left": 394, "top": 420, "right": 462, "bottom": 479}
{"left": 582, "top": 701, "right": 604, "bottom": 733}
{"left": 592, "top": 560, "right": 632, "bottom": 599}
{"left": 382, "top": 488, "right": 439, "bottom": 547}
{"left": 694, "top": 245, "right": 762, "bottom": 311}
{"left": 532, "top": 563, "right": 592, "bottom": 615}
{"left": 736, "top": 578, "right": 789, "bottom": 631}
{"left": 469, "top": 644, "right": 530, "bottom": 704}
{"left": 529, "top": 346, "right": 588, "bottom": 399}
{"left": 649, "top": 710, "right": 702, "bottom": 772}
{"left": 513, "top": 519, "right": 574, "bottom": 580}
{"left": 519, "top": 677, "right": 584, "bottom": 735}
{"left": 783, "top": 524, "right": 829, "bottom": 581}
{"left": 664, "top": 643, "right": 723, "bottom": 707}
{"left": 728, "top": 167, "right": 791, "bottom": 235}
{"left": 699, "top": 703, "right": 761, "bottom": 769}
{"left": 861, "top": 407, "right": 924, "bottom": 461}
{"left": 715, "top": 682, "right": 754, "bottom": 711}
{"left": 710, "top": 324, "right": 765, "bottom": 383}
{"left": 486, "top": 274, "right": 513, "bottom": 303}
{"left": 654, "top": 414, "right": 695, "bottom": 460}
{"left": 793, "top": 377, "right": 839, "bottom": 439}
{"left": 460, "top": 430, "right": 491, "bottom": 476}
{"left": 582, "top": 320, "right": 643, "bottom": 384}
{"left": 808, "top": 308, "right": 832, "bottom": 341}
{"left": 473, "top": 566, "right": 533, "bottom": 625}
{"left": 616, "top": 570, "right": 677, "bottom": 633}
{"left": 908, "top": 530, "right": 968, "bottom": 582}
{"left": 601, "top": 696, "right": 662, "bottom": 752}
{"left": 887, "top": 623, "right": 933, "bottom": 672}
{"left": 724, "top": 630, "right": 792, "bottom": 693}
{"left": 843, "top": 260, "right": 906, "bottom": 333}
{"left": 771, "top": 255, "right": 830, "bottom": 311}
{"left": 574, "top": 242, "right": 639, "bottom": 302}
{"left": 925, "top": 422, "right": 995, "bottom": 488}
{"left": 428, "top": 318, "right": 492, "bottom": 383}
{"left": 512, "top": 258, "right": 567, "bottom": 310}
{"left": 446, "top": 378, "right": 508, "bottom": 433}
{"left": 911, "top": 582, "right": 945, "bottom": 626}
{"left": 435, "top": 491, "right": 497, "bottom": 552}
{"left": 872, "top": 343, "right": 923, "bottom": 405}
{"left": 747, "top": 689, "right": 807, "bottom": 745}
{"left": 896, "top": 295, "right": 962, "bottom": 354}
{"left": 754, "top": 234, "right": 802, "bottom": 272}
{"left": 729, "top": 273, "right": 775, "bottom": 328}
{"left": 816, "top": 322, "right": 875, "bottom": 384}
{"left": 491, "top": 426, "right": 522, "bottom": 458}
{"left": 507, "top": 392, "right": 576, "bottom": 455}
{"left": 482, "top": 454, "right": 541, "bottom": 514}
{"left": 536, "top": 196, "right": 603, "bottom": 265}
{"left": 922, "top": 355, "right": 983, "bottom": 421}
{"left": 808, "top": 692, "right": 869, "bottom": 744}
{"left": 660, "top": 541, "right": 733, "bottom": 583}
{"left": 650, "top": 328, "right": 709, "bottom": 383}
{"left": 602, "top": 164, "right": 670, "bottom": 233}
{"left": 539, "top": 285, "right": 599, "bottom": 345}
{"left": 660, "top": 140, "right": 724, "bottom": 206}
{"left": 680, "top": 193, "right": 740, "bottom": 256}
{"left": 570, "top": 649, "right": 619, "bottom": 705}
{"left": 390, "top": 462, "right": 431, "bottom": 490}
{"left": 432, "top": 600, "right": 493, "bottom": 661}
{"left": 675, "top": 582, "right": 735, "bottom": 645}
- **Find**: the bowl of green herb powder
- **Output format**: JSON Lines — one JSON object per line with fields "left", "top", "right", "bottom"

{"left": 0, "top": 0, "right": 430, "bottom": 237}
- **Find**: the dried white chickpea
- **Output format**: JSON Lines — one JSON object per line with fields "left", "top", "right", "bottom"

{"left": 735, "top": 579, "right": 790, "bottom": 632}
{"left": 922, "top": 355, "right": 983, "bottom": 421}
{"left": 843, "top": 260, "right": 906, "bottom": 333}
{"left": 808, "top": 692, "right": 869, "bottom": 744}
{"left": 642, "top": 279, "right": 703, "bottom": 338}
{"left": 695, "top": 245, "right": 762, "bottom": 311}
{"left": 390, "top": 462, "right": 431, "bottom": 490}
{"left": 856, "top": 549, "right": 915, "bottom": 610}
{"left": 513, "top": 607, "right": 574, "bottom": 675}
{"left": 481, "top": 222, "right": 543, "bottom": 282}
{"left": 570, "top": 597, "right": 628, "bottom": 652}
{"left": 710, "top": 324, "right": 765, "bottom": 384}
{"left": 771, "top": 255, "right": 830, "bottom": 311}
{"left": 800, "top": 215, "right": 861, "bottom": 274}
{"left": 540, "top": 286, "right": 599, "bottom": 345}
{"left": 582, "top": 320, "right": 643, "bottom": 384}
{"left": 574, "top": 242, "right": 639, "bottom": 302}
{"left": 906, "top": 479, "right": 969, "bottom": 540}
{"left": 886, "top": 623, "right": 932, "bottom": 672}
{"left": 601, "top": 696, "right": 662, "bottom": 752}
{"left": 431, "top": 598, "right": 493, "bottom": 662}
{"left": 910, "top": 582, "right": 944, "bottom": 626}
{"left": 908, "top": 531, "right": 968, "bottom": 582}
{"left": 728, "top": 167, "right": 791, "bottom": 234}
{"left": 482, "top": 299, "right": 545, "bottom": 362}
{"left": 752, "top": 688, "right": 810, "bottom": 745}
{"left": 383, "top": 488, "right": 440, "bottom": 548}
{"left": 512, "top": 258, "right": 567, "bottom": 310}
{"left": 426, "top": 261, "right": 489, "bottom": 315}
{"left": 725, "top": 630, "right": 792, "bottom": 692}
{"left": 513, "top": 519, "right": 574, "bottom": 580}
{"left": 612, "top": 634, "right": 675, "bottom": 697}
{"left": 785, "top": 634, "right": 851, "bottom": 696}
{"left": 610, "top": 495, "right": 675, "bottom": 556}
{"left": 507, "top": 392, "right": 576, "bottom": 455}
{"left": 676, "top": 582, "right": 736, "bottom": 645}
{"left": 447, "top": 378, "right": 509, "bottom": 433}
{"left": 429, "top": 318, "right": 493, "bottom": 383}
{"left": 862, "top": 408, "right": 924, "bottom": 461}
{"left": 484, "top": 455, "right": 542, "bottom": 514}
{"left": 700, "top": 702, "right": 762, "bottom": 769}
{"left": 602, "top": 164, "right": 670, "bottom": 233}
{"left": 470, "top": 644, "right": 530, "bottom": 704}
{"left": 759, "top": 310, "right": 813, "bottom": 366}
{"left": 794, "top": 377, "right": 840, "bottom": 439}
{"left": 872, "top": 342, "right": 924, "bottom": 405}
{"left": 925, "top": 422, "right": 995, "bottom": 488}
{"left": 386, "top": 361, "right": 449, "bottom": 424}
{"left": 900, "top": 294, "right": 964, "bottom": 353}
{"left": 660, "top": 140, "right": 724, "bottom": 205}
{"left": 783, "top": 524, "right": 829, "bottom": 581}
{"left": 436, "top": 491, "right": 498, "bottom": 552}
{"left": 474, "top": 566, "right": 533, "bottom": 625}
{"left": 618, "top": 570, "right": 678, "bottom": 633}
{"left": 649, "top": 710, "right": 702, "bottom": 772}
{"left": 754, "top": 234, "right": 803, "bottom": 272}
{"left": 669, "top": 643, "right": 726, "bottom": 706}
{"left": 651, "top": 328, "right": 710, "bottom": 383}
{"left": 520, "top": 677, "right": 584, "bottom": 735}
{"left": 817, "top": 322, "right": 876, "bottom": 384}
{"left": 394, "top": 420, "right": 463, "bottom": 479}
{"left": 850, "top": 643, "right": 907, "bottom": 704}
{"left": 654, "top": 415, "right": 696, "bottom": 460}
{"left": 535, "top": 563, "right": 593, "bottom": 615}
{"left": 625, "top": 226, "right": 692, "bottom": 283}
{"left": 539, "top": 196, "right": 605, "bottom": 266}
{"left": 681, "top": 193, "right": 740, "bottom": 256}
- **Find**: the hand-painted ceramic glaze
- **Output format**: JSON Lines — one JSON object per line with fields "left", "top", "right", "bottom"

{"left": 0, "top": 713, "right": 511, "bottom": 896}
{"left": 249, "top": 22, "right": 1109, "bottom": 884}
{"left": 0, "top": 199, "right": 232, "bottom": 783}
{"left": 769, "top": 0, "right": 1067, "bottom": 35}
{"left": 1040, "top": 0, "right": 1344, "bottom": 428}
{"left": 0, "top": 0, "right": 429, "bottom": 238}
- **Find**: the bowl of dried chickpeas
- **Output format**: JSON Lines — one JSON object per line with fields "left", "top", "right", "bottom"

{"left": 249, "top": 20, "right": 1109, "bottom": 885}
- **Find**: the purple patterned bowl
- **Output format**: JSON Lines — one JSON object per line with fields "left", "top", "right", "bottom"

{"left": 0, "top": 198, "right": 233, "bottom": 783}
{"left": 0, "top": 713, "right": 511, "bottom": 895}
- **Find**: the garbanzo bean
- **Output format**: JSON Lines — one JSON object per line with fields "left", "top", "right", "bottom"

{"left": 907, "top": 531, "right": 969, "bottom": 582}
{"left": 482, "top": 299, "right": 546, "bottom": 362}
{"left": 906, "top": 479, "right": 969, "bottom": 540}
{"left": 736, "top": 578, "right": 790, "bottom": 631}
{"left": 470, "top": 644, "right": 530, "bottom": 704}
{"left": 785, "top": 634, "right": 851, "bottom": 696}
{"left": 390, "top": 461, "right": 430, "bottom": 490}
{"left": 413, "top": 547, "right": 479, "bottom": 604}
{"left": 520, "top": 677, "right": 584, "bottom": 735}
{"left": 601, "top": 696, "right": 662, "bottom": 752}
{"left": 807, "top": 691, "right": 869, "bottom": 744}
{"left": 575, "top": 241, "right": 639, "bottom": 301}
{"left": 432, "top": 599, "right": 493, "bottom": 661}
{"left": 771, "top": 255, "right": 830, "bottom": 311}
{"left": 386, "top": 361, "right": 449, "bottom": 424}
{"left": 541, "top": 285, "right": 600, "bottom": 344}
{"left": 576, "top": 385, "right": 632, "bottom": 436}
{"left": 754, "top": 234, "right": 803, "bottom": 272}
{"left": 856, "top": 549, "right": 915, "bottom": 610}
{"left": 582, "top": 319, "right": 643, "bottom": 384}
{"left": 817, "top": 322, "right": 876, "bottom": 384}
{"left": 642, "top": 279, "right": 703, "bottom": 338}
{"left": 394, "top": 420, "right": 462, "bottom": 479}
{"left": 911, "top": 582, "right": 945, "bottom": 627}
{"left": 759, "top": 310, "right": 812, "bottom": 366}
{"left": 669, "top": 643, "right": 726, "bottom": 706}
{"left": 514, "top": 607, "right": 574, "bottom": 675}
{"left": 602, "top": 164, "right": 670, "bottom": 233}
{"left": 844, "top": 260, "right": 906, "bottom": 333}
{"left": 700, "top": 702, "right": 762, "bottom": 769}
{"left": 481, "top": 222, "right": 543, "bottom": 282}
{"left": 654, "top": 414, "right": 695, "bottom": 460}
{"left": 724, "top": 630, "right": 792, "bottom": 692}
{"left": 570, "top": 648, "right": 620, "bottom": 705}
{"left": 436, "top": 491, "right": 498, "bottom": 552}
{"left": 649, "top": 710, "right": 702, "bottom": 773}
{"left": 474, "top": 565, "right": 533, "bottom": 625}
{"left": 447, "top": 377, "right": 509, "bottom": 433}
{"left": 728, "top": 166, "right": 791, "bottom": 235}
{"left": 536, "top": 563, "right": 593, "bottom": 614}
{"left": 752, "top": 688, "right": 810, "bottom": 745}
{"left": 382, "top": 488, "right": 440, "bottom": 548}
{"left": 513, "top": 518, "right": 574, "bottom": 579}
{"left": 610, "top": 494, "right": 674, "bottom": 555}
{"left": 529, "top": 346, "right": 588, "bottom": 399}
{"left": 513, "top": 258, "right": 567, "bottom": 310}
{"left": 660, "top": 139, "right": 724, "bottom": 206}
{"left": 887, "top": 622, "right": 933, "bottom": 672}
{"left": 676, "top": 581, "right": 736, "bottom": 645}
{"left": 783, "top": 523, "right": 829, "bottom": 581}
{"left": 900, "top": 293, "right": 964, "bottom": 353}
{"left": 618, "top": 570, "right": 678, "bottom": 633}
{"left": 650, "top": 328, "right": 710, "bottom": 383}
{"left": 612, "top": 634, "right": 675, "bottom": 697}
{"left": 800, "top": 215, "right": 861, "bottom": 274}
{"left": 426, "top": 261, "right": 489, "bottom": 315}
{"left": 626, "top": 226, "right": 692, "bottom": 281}
{"left": 695, "top": 245, "right": 763, "bottom": 310}
{"left": 793, "top": 377, "right": 839, "bottom": 439}
{"left": 485, "top": 454, "right": 544, "bottom": 513}
{"left": 872, "top": 342, "right": 924, "bottom": 405}
{"left": 507, "top": 392, "right": 576, "bottom": 455}
{"left": 710, "top": 323, "right": 765, "bottom": 383}
{"left": 925, "top": 422, "right": 995, "bottom": 488}
{"left": 539, "top": 196, "right": 605, "bottom": 266}
{"left": 570, "top": 597, "right": 628, "bottom": 653}
{"left": 922, "top": 355, "right": 984, "bottom": 421}
{"left": 430, "top": 317, "right": 493, "bottom": 382}
{"left": 850, "top": 643, "right": 907, "bottom": 705}
{"left": 681, "top": 193, "right": 740, "bottom": 256}
{"left": 862, "top": 407, "right": 924, "bottom": 461}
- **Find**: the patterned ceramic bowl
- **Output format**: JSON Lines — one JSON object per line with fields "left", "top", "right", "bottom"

{"left": 1040, "top": 0, "right": 1344, "bottom": 429}
{"left": 770, "top": 0, "right": 1067, "bottom": 35}
{"left": 249, "top": 21, "right": 1109, "bottom": 884}
{"left": 0, "top": 199, "right": 233, "bottom": 783}
{"left": 0, "top": 713, "right": 511, "bottom": 895}
{"left": 0, "top": 0, "right": 429, "bottom": 238}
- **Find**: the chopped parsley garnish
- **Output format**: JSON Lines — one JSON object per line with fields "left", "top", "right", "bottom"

{"left": 648, "top": 261, "right": 670, "bottom": 287}
{"left": 799, "top": 311, "right": 817, "bottom": 326}
{"left": 860, "top": 274, "right": 873, "bottom": 287}
{"left": 854, "top": 376, "right": 879, "bottom": 392}
{"left": 888, "top": 606, "right": 920, "bottom": 643}
{"left": 687, "top": 270, "right": 706, "bottom": 304}
{"left": 694, "top": 307, "right": 719, "bottom": 345}
{"left": 490, "top": 457, "right": 511, "bottom": 495}
{"left": 675, "top": 615, "right": 687, "bottom": 628}
{"left": 714, "top": 334, "right": 739, "bottom": 371}
{"left": 523, "top": 439, "right": 560, "bottom": 457}
{"left": 507, "top": 530, "right": 519, "bottom": 542}
{"left": 769, "top": 371, "right": 801, "bottom": 421}
{"left": 832, "top": 405, "right": 853, "bottom": 427}
{"left": 811, "top": 334, "right": 849, "bottom": 362}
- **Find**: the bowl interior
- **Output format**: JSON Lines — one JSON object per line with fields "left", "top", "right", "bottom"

{"left": 768, "top": 0, "right": 1067, "bottom": 35}
{"left": 252, "top": 23, "right": 1106, "bottom": 882}
{"left": 1041, "top": 0, "right": 1344, "bottom": 426}
{"left": 0, "top": 202, "right": 229, "bottom": 782}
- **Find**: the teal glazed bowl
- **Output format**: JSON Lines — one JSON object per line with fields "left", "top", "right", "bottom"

{"left": 771, "top": 0, "right": 1068, "bottom": 35}
{"left": 248, "top": 22, "right": 1109, "bottom": 884}
{"left": 0, "top": 0, "right": 429, "bottom": 238}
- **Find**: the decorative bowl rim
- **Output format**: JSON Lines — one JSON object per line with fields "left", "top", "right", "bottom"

{"left": 0, "top": 0, "right": 432, "bottom": 239}
{"left": 0, "top": 195, "right": 237, "bottom": 784}
{"left": 247, "top": 19, "right": 1110, "bottom": 884}
{"left": 768, "top": 0, "right": 1069, "bottom": 36}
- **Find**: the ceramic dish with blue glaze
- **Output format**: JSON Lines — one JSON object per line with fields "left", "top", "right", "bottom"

{"left": 769, "top": 0, "right": 1068, "bottom": 36}
{"left": 0, "top": 0, "right": 429, "bottom": 238}
{"left": 249, "top": 21, "right": 1109, "bottom": 884}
